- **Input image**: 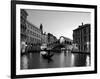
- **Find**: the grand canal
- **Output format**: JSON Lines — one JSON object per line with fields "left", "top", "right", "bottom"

{"left": 21, "top": 51, "right": 90, "bottom": 69}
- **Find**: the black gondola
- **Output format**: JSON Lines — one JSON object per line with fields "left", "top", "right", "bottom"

{"left": 42, "top": 53, "right": 54, "bottom": 59}
{"left": 41, "top": 49, "right": 54, "bottom": 59}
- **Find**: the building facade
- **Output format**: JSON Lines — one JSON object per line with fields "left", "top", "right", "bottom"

{"left": 73, "top": 23, "right": 90, "bottom": 53}
{"left": 42, "top": 33, "right": 48, "bottom": 44}
{"left": 20, "top": 9, "right": 28, "bottom": 43}
{"left": 40, "top": 24, "right": 48, "bottom": 44}
{"left": 21, "top": 9, "right": 51, "bottom": 51}
{"left": 26, "top": 21, "right": 42, "bottom": 45}
{"left": 47, "top": 33, "right": 57, "bottom": 44}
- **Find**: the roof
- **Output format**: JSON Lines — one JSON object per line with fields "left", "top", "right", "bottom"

{"left": 73, "top": 24, "right": 90, "bottom": 31}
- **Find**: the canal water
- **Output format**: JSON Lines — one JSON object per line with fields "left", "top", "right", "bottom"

{"left": 21, "top": 51, "right": 90, "bottom": 69}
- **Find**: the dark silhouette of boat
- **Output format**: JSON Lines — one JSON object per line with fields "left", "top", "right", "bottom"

{"left": 41, "top": 49, "right": 54, "bottom": 59}
{"left": 42, "top": 53, "right": 54, "bottom": 59}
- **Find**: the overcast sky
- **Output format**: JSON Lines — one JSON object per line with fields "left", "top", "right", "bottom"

{"left": 25, "top": 9, "right": 91, "bottom": 40}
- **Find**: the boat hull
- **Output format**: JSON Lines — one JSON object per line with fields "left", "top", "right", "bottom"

{"left": 41, "top": 54, "right": 54, "bottom": 59}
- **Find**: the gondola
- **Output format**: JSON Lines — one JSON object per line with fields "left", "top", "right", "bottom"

{"left": 40, "top": 50, "right": 54, "bottom": 59}
{"left": 42, "top": 53, "right": 54, "bottom": 59}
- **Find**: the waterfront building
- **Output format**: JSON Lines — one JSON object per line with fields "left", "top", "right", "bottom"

{"left": 73, "top": 23, "right": 90, "bottom": 53}
{"left": 21, "top": 9, "right": 44, "bottom": 51}
{"left": 40, "top": 24, "right": 48, "bottom": 44}
{"left": 47, "top": 33, "right": 58, "bottom": 49}
{"left": 20, "top": 9, "right": 57, "bottom": 51}
{"left": 20, "top": 9, "right": 28, "bottom": 43}
{"left": 42, "top": 32, "right": 48, "bottom": 44}
{"left": 26, "top": 21, "right": 42, "bottom": 45}
{"left": 47, "top": 33, "right": 57, "bottom": 44}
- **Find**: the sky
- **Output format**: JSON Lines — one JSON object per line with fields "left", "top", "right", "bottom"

{"left": 25, "top": 9, "right": 91, "bottom": 40}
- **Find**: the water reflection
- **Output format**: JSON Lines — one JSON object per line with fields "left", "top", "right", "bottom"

{"left": 71, "top": 53, "right": 75, "bottom": 67}
{"left": 86, "top": 55, "right": 90, "bottom": 66}
{"left": 21, "top": 55, "right": 29, "bottom": 69}
{"left": 59, "top": 51, "right": 65, "bottom": 67}
{"left": 21, "top": 51, "right": 91, "bottom": 69}
{"left": 39, "top": 52, "right": 54, "bottom": 68}
{"left": 73, "top": 53, "right": 87, "bottom": 66}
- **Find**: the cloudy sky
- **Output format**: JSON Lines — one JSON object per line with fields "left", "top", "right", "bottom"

{"left": 25, "top": 9, "right": 91, "bottom": 40}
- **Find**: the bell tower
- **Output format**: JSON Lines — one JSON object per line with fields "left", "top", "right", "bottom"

{"left": 40, "top": 24, "right": 43, "bottom": 34}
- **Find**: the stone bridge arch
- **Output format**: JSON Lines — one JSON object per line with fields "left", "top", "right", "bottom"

{"left": 59, "top": 36, "right": 72, "bottom": 45}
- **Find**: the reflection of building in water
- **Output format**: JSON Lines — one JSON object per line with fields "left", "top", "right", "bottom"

{"left": 86, "top": 55, "right": 90, "bottom": 66}
{"left": 21, "top": 55, "right": 29, "bottom": 69}
{"left": 73, "top": 23, "right": 90, "bottom": 53}
{"left": 71, "top": 53, "right": 75, "bottom": 66}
